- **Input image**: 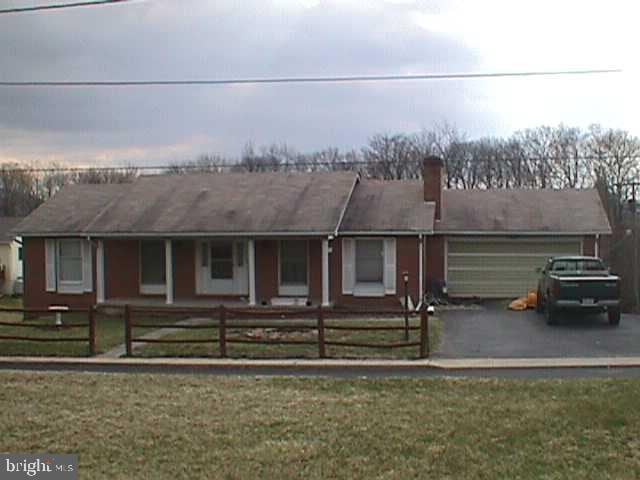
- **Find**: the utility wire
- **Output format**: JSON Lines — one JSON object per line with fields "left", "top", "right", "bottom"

{"left": 0, "top": 69, "right": 622, "bottom": 87}
{"left": 2, "top": 154, "right": 640, "bottom": 175}
{"left": 0, "top": 0, "right": 133, "bottom": 14}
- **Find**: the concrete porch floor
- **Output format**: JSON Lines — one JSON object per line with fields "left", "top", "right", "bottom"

{"left": 98, "top": 297, "right": 318, "bottom": 310}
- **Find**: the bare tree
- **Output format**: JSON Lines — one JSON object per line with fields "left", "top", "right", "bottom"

{"left": 585, "top": 124, "right": 640, "bottom": 220}
{"left": 0, "top": 164, "right": 42, "bottom": 216}
{"left": 362, "top": 133, "right": 421, "bottom": 180}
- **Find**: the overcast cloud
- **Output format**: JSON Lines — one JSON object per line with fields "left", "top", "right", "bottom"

{"left": 0, "top": 0, "right": 637, "bottom": 166}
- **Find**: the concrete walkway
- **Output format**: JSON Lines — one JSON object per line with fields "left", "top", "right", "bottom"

{"left": 98, "top": 316, "right": 216, "bottom": 358}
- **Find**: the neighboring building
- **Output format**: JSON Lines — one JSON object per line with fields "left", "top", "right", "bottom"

{"left": 0, "top": 217, "right": 24, "bottom": 295}
{"left": 14, "top": 158, "right": 612, "bottom": 310}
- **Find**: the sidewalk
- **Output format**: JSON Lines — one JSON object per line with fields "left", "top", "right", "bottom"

{"left": 98, "top": 316, "right": 215, "bottom": 358}
{"left": 2, "top": 355, "right": 640, "bottom": 370}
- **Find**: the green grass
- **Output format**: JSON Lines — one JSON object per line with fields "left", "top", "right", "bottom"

{"left": 0, "top": 312, "right": 125, "bottom": 356}
{"left": 1, "top": 371, "right": 640, "bottom": 479}
{"left": 135, "top": 316, "right": 442, "bottom": 359}
{"left": 0, "top": 297, "right": 125, "bottom": 356}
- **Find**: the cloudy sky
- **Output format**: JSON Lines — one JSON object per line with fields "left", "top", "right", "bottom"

{"left": 0, "top": 0, "right": 637, "bottom": 167}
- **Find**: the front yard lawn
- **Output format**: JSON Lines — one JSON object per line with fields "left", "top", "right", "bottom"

{"left": 135, "top": 316, "right": 442, "bottom": 359}
{"left": 0, "top": 311, "right": 124, "bottom": 356}
{"left": 1, "top": 371, "right": 639, "bottom": 479}
{"left": 0, "top": 298, "right": 128, "bottom": 356}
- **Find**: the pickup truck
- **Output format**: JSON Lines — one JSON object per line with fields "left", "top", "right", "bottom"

{"left": 536, "top": 256, "right": 621, "bottom": 326}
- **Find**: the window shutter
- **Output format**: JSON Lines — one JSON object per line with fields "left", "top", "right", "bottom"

{"left": 45, "top": 239, "right": 56, "bottom": 292}
{"left": 383, "top": 238, "right": 396, "bottom": 294}
{"left": 82, "top": 240, "right": 93, "bottom": 292}
{"left": 342, "top": 238, "right": 355, "bottom": 294}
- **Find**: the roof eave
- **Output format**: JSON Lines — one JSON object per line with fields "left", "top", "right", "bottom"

{"left": 435, "top": 229, "right": 613, "bottom": 236}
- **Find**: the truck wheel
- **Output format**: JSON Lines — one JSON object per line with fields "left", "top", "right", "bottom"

{"left": 535, "top": 289, "right": 544, "bottom": 314}
{"left": 546, "top": 304, "right": 557, "bottom": 326}
{"left": 608, "top": 308, "right": 621, "bottom": 326}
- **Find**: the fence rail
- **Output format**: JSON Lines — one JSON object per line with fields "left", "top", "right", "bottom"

{"left": 125, "top": 304, "right": 430, "bottom": 359}
{"left": 0, "top": 307, "right": 97, "bottom": 355}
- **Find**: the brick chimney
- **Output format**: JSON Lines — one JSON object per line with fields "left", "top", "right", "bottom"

{"left": 423, "top": 156, "right": 444, "bottom": 221}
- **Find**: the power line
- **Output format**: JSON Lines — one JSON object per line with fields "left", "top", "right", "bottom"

{"left": 0, "top": 0, "right": 133, "bottom": 14}
{"left": 2, "top": 153, "right": 640, "bottom": 175}
{"left": 0, "top": 69, "right": 622, "bottom": 88}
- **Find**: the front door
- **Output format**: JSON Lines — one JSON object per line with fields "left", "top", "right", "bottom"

{"left": 197, "top": 240, "right": 248, "bottom": 295}
{"left": 278, "top": 240, "right": 309, "bottom": 296}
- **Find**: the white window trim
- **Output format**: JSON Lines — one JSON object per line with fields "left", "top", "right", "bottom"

{"left": 353, "top": 237, "right": 385, "bottom": 296}
{"left": 353, "top": 282, "right": 386, "bottom": 298}
{"left": 139, "top": 240, "right": 166, "bottom": 295}
{"left": 56, "top": 239, "right": 85, "bottom": 295}
{"left": 278, "top": 240, "right": 309, "bottom": 296}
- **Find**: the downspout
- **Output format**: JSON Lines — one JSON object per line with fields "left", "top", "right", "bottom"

{"left": 595, "top": 233, "right": 600, "bottom": 258}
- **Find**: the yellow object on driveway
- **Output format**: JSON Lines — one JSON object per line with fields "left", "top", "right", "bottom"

{"left": 509, "top": 291, "right": 538, "bottom": 311}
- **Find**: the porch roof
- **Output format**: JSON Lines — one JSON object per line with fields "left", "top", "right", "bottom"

{"left": 15, "top": 171, "right": 358, "bottom": 237}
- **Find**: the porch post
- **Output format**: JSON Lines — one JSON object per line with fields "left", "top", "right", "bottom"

{"left": 165, "top": 239, "right": 173, "bottom": 304}
{"left": 96, "top": 239, "right": 105, "bottom": 304}
{"left": 248, "top": 239, "right": 256, "bottom": 306}
{"left": 322, "top": 238, "right": 330, "bottom": 307}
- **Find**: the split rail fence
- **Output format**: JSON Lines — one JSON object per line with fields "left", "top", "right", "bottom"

{"left": 125, "top": 305, "right": 430, "bottom": 359}
{"left": 0, "top": 307, "right": 97, "bottom": 356}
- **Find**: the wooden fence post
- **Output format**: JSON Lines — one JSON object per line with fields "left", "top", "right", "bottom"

{"left": 419, "top": 306, "right": 429, "bottom": 358}
{"left": 403, "top": 272, "right": 410, "bottom": 341}
{"left": 317, "top": 305, "right": 326, "bottom": 359}
{"left": 219, "top": 305, "right": 227, "bottom": 358}
{"left": 124, "top": 304, "right": 132, "bottom": 357}
{"left": 88, "top": 306, "right": 96, "bottom": 356}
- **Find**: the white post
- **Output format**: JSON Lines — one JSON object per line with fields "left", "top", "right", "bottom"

{"left": 418, "top": 234, "right": 423, "bottom": 308}
{"left": 248, "top": 239, "right": 256, "bottom": 306}
{"left": 322, "top": 238, "right": 330, "bottom": 307}
{"left": 595, "top": 234, "right": 600, "bottom": 258}
{"left": 96, "top": 239, "right": 105, "bottom": 304}
{"left": 165, "top": 239, "right": 173, "bottom": 305}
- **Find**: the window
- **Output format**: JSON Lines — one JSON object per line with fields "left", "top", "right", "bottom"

{"left": 280, "top": 240, "right": 308, "bottom": 285}
{"left": 58, "top": 239, "right": 83, "bottom": 283}
{"left": 140, "top": 241, "right": 166, "bottom": 286}
{"left": 551, "top": 259, "right": 604, "bottom": 272}
{"left": 211, "top": 242, "right": 233, "bottom": 280}
{"left": 356, "top": 239, "right": 383, "bottom": 283}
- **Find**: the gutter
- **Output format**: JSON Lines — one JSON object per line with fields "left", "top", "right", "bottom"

{"left": 17, "top": 231, "right": 339, "bottom": 238}
{"left": 436, "top": 230, "right": 613, "bottom": 236}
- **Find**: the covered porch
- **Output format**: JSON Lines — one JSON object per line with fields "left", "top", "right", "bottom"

{"left": 94, "top": 236, "right": 331, "bottom": 308}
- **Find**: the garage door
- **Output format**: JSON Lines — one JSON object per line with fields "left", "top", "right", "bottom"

{"left": 446, "top": 237, "right": 582, "bottom": 298}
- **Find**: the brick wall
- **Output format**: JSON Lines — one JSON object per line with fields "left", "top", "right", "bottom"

{"left": 424, "top": 235, "right": 445, "bottom": 294}
{"left": 23, "top": 238, "right": 96, "bottom": 310}
{"left": 330, "top": 236, "right": 425, "bottom": 308}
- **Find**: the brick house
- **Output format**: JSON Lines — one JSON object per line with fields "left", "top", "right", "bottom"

{"left": 15, "top": 157, "right": 612, "bottom": 310}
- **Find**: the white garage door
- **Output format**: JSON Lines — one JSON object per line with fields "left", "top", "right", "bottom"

{"left": 446, "top": 237, "right": 582, "bottom": 298}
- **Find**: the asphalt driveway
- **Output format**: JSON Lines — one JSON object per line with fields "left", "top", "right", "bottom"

{"left": 436, "top": 302, "right": 640, "bottom": 358}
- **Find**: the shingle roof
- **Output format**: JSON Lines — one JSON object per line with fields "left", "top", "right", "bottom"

{"left": 339, "top": 180, "right": 435, "bottom": 233}
{"left": 16, "top": 172, "right": 358, "bottom": 236}
{"left": 15, "top": 184, "right": 128, "bottom": 235}
{"left": 0, "top": 217, "right": 24, "bottom": 243}
{"left": 437, "top": 188, "right": 612, "bottom": 234}
{"left": 15, "top": 174, "right": 612, "bottom": 238}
